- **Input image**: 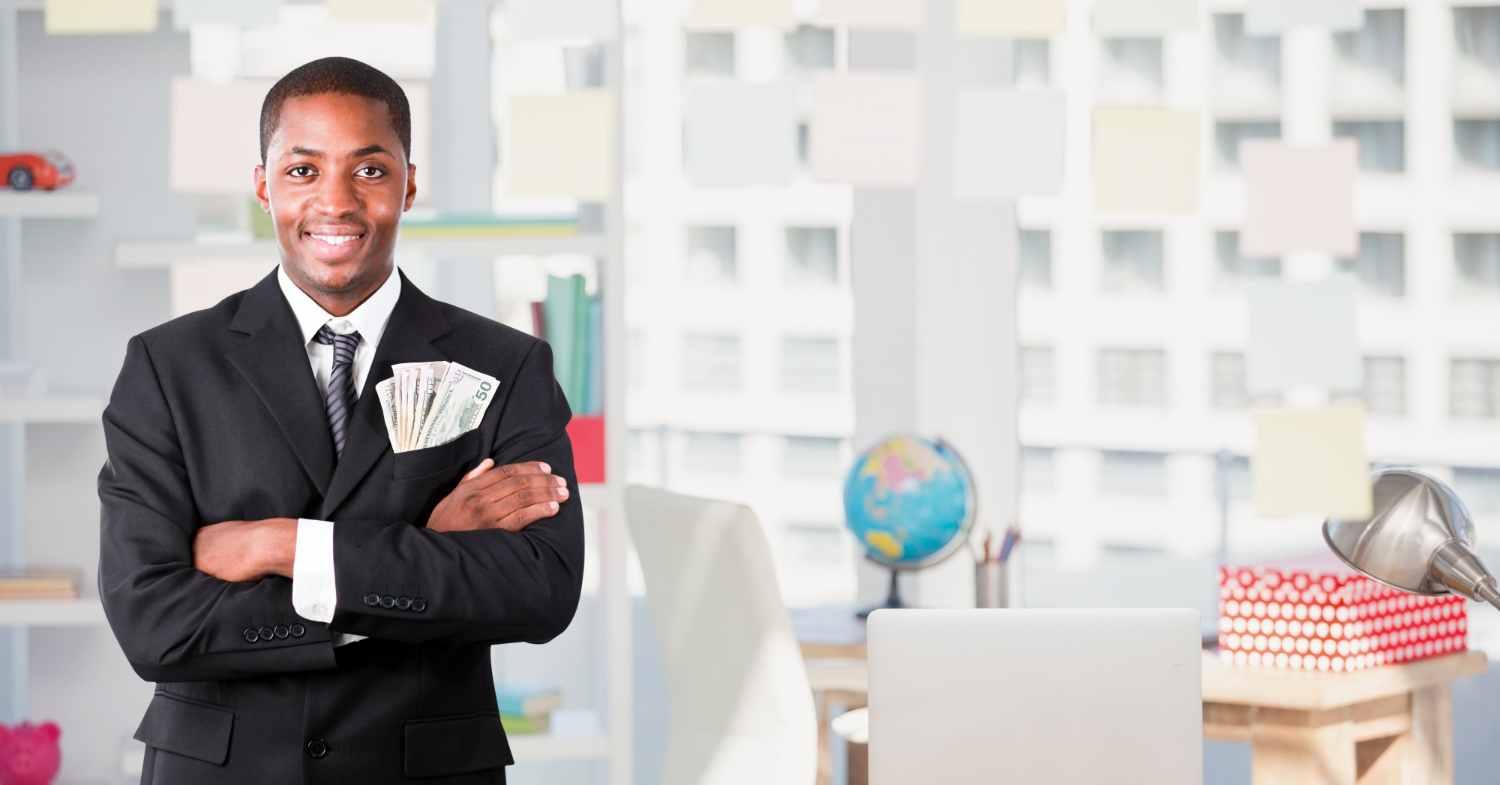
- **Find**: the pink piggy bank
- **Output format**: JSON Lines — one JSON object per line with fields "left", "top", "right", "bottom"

{"left": 0, "top": 722, "right": 59, "bottom": 785}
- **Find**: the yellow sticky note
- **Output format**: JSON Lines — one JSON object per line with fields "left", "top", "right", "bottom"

{"left": 46, "top": 0, "right": 157, "bottom": 34}
{"left": 686, "top": 0, "right": 796, "bottom": 30}
{"left": 958, "top": 0, "right": 1066, "bottom": 38}
{"left": 504, "top": 92, "right": 615, "bottom": 201}
{"left": 327, "top": 0, "right": 433, "bottom": 21}
{"left": 1093, "top": 107, "right": 1199, "bottom": 213}
{"left": 1252, "top": 405, "right": 1372, "bottom": 519}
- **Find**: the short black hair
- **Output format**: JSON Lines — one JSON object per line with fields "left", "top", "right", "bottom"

{"left": 259, "top": 56, "right": 411, "bottom": 164}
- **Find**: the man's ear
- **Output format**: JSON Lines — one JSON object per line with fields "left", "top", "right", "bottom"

{"left": 254, "top": 165, "right": 272, "bottom": 214}
{"left": 404, "top": 163, "right": 417, "bottom": 212}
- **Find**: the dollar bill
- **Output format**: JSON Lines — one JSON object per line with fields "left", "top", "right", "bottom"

{"left": 377, "top": 361, "right": 494, "bottom": 453}
{"left": 413, "top": 363, "right": 499, "bottom": 450}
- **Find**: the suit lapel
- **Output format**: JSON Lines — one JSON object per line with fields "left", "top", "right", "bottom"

{"left": 226, "top": 272, "right": 337, "bottom": 497}
{"left": 320, "top": 274, "right": 452, "bottom": 517}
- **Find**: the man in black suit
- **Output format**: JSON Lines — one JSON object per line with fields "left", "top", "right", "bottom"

{"left": 98, "top": 57, "right": 584, "bottom": 783}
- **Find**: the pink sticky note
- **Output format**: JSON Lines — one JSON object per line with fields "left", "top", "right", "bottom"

{"left": 810, "top": 73, "right": 922, "bottom": 187}
{"left": 1241, "top": 140, "right": 1358, "bottom": 257}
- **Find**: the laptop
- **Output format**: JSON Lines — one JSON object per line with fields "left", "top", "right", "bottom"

{"left": 868, "top": 608, "right": 1202, "bottom": 785}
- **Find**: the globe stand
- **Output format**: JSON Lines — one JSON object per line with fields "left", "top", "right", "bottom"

{"left": 857, "top": 568, "right": 904, "bottom": 618}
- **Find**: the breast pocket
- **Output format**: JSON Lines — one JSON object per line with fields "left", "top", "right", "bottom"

{"left": 392, "top": 429, "right": 483, "bottom": 481}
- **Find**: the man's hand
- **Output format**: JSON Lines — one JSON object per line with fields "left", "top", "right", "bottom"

{"left": 427, "top": 460, "right": 569, "bottom": 533}
{"left": 193, "top": 517, "right": 297, "bottom": 582}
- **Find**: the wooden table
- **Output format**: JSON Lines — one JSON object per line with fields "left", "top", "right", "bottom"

{"left": 1203, "top": 651, "right": 1487, "bottom": 785}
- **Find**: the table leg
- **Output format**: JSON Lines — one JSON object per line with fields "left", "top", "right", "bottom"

{"left": 1405, "top": 684, "right": 1454, "bottom": 785}
{"left": 1249, "top": 707, "right": 1356, "bottom": 785}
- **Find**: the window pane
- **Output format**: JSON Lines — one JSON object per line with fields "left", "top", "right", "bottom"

{"left": 1333, "top": 9, "right": 1406, "bottom": 84}
{"left": 1212, "top": 351, "right": 1247, "bottom": 409}
{"left": 1101, "top": 38, "right": 1163, "bottom": 100}
{"left": 1019, "top": 230, "right": 1052, "bottom": 288}
{"left": 687, "top": 226, "right": 736, "bottom": 282}
{"left": 1457, "top": 7, "right": 1500, "bottom": 68}
{"left": 684, "top": 431, "right": 742, "bottom": 472}
{"left": 1099, "top": 349, "right": 1166, "bottom": 406}
{"left": 1336, "top": 232, "right": 1405, "bottom": 296}
{"left": 1022, "top": 446, "right": 1055, "bottom": 490}
{"left": 1014, "top": 40, "right": 1050, "bottom": 88}
{"left": 1215, "top": 13, "right": 1280, "bottom": 84}
{"left": 1021, "top": 346, "right": 1054, "bottom": 402}
{"left": 787, "top": 523, "right": 844, "bottom": 562}
{"left": 684, "top": 334, "right": 740, "bottom": 389}
{"left": 785, "top": 26, "right": 835, "bottom": 70}
{"left": 784, "top": 436, "right": 844, "bottom": 476}
{"left": 1332, "top": 121, "right": 1406, "bottom": 172}
{"left": 1454, "top": 233, "right": 1500, "bottom": 293}
{"left": 787, "top": 226, "right": 838, "bottom": 283}
{"left": 685, "top": 32, "right": 735, "bottom": 77}
{"left": 1218, "top": 454, "right": 1251, "bottom": 501}
{"left": 1100, "top": 450, "right": 1168, "bottom": 495}
{"left": 1214, "top": 121, "right": 1281, "bottom": 168}
{"left": 1101, "top": 231, "right": 1164, "bottom": 291}
{"left": 1216, "top": 231, "right": 1281, "bottom": 282}
{"left": 1363, "top": 356, "right": 1405, "bottom": 415}
{"left": 1455, "top": 120, "right": 1500, "bottom": 171}
{"left": 1450, "top": 359, "right": 1500, "bottom": 418}
{"left": 1454, "top": 467, "right": 1500, "bottom": 513}
{"left": 783, "top": 338, "right": 839, "bottom": 392}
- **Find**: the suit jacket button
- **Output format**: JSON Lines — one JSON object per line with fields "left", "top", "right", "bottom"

{"left": 395, "top": 597, "right": 412, "bottom": 610}
{"left": 243, "top": 628, "right": 259, "bottom": 643}
{"left": 259, "top": 626, "right": 275, "bottom": 641}
{"left": 411, "top": 599, "right": 426, "bottom": 612}
{"left": 363, "top": 593, "right": 381, "bottom": 606}
{"left": 379, "top": 595, "right": 396, "bottom": 609}
{"left": 307, "top": 739, "right": 328, "bottom": 759}
{"left": 274, "top": 625, "right": 290, "bottom": 639}
{"left": 290, "top": 623, "right": 306, "bottom": 637}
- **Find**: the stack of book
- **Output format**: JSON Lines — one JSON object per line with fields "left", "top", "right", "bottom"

{"left": 534, "top": 274, "right": 606, "bottom": 484}
{"left": 495, "top": 684, "right": 562, "bottom": 735}
{"left": 0, "top": 569, "right": 78, "bottom": 600}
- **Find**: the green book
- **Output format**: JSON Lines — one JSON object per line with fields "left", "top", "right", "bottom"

{"left": 568, "top": 275, "right": 589, "bottom": 413}
{"left": 500, "top": 714, "right": 550, "bottom": 735}
{"left": 543, "top": 275, "right": 582, "bottom": 413}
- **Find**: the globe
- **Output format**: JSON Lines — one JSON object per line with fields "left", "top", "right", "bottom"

{"left": 844, "top": 434, "right": 977, "bottom": 572}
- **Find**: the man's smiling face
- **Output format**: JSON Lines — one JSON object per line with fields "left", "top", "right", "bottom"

{"left": 254, "top": 92, "right": 416, "bottom": 310}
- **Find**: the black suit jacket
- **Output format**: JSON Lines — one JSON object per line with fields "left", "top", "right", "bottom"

{"left": 98, "top": 271, "right": 585, "bottom": 784}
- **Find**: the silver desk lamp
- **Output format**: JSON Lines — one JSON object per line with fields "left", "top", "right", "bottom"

{"left": 1324, "top": 468, "right": 1500, "bottom": 611}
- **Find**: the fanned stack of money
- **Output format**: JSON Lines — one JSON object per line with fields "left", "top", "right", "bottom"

{"left": 376, "top": 361, "right": 499, "bottom": 452}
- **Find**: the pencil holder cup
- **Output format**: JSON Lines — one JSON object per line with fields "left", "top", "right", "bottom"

{"left": 976, "top": 561, "right": 1008, "bottom": 608}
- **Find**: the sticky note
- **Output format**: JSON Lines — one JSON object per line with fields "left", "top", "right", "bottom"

{"left": 504, "top": 91, "right": 615, "bottom": 201}
{"left": 507, "top": 0, "right": 619, "bottom": 41}
{"left": 171, "top": 262, "right": 278, "bottom": 318}
{"left": 957, "top": 0, "right": 1067, "bottom": 38}
{"left": 686, "top": 82, "right": 798, "bottom": 188}
{"left": 954, "top": 89, "right": 1065, "bottom": 200}
{"left": 816, "top": 0, "right": 924, "bottom": 30}
{"left": 810, "top": 73, "right": 922, "bottom": 187}
{"left": 1093, "top": 0, "right": 1197, "bottom": 35}
{"left": 685, "top": 0, "right": 796, "bottom": 30}
{"left": 1252, "top": 405, "right": 1371, "bottom": 519}
{"left": 46, "top": 0, "right": 157, "bottom": 34}
{"left": 327, "top": 0, "right": 433, "bottom": 21}
{"left": 1093, "top": 107, "right": 1199, "bottom": 213}
{"left": 1245, "top": 0, "right": 1360, "bottom": 35}
{"left": 173, "top": 0, "right": 280, "bottom": 29}
{"left": 1241, "top": 140, "right": 1357, "bottom": 257}
{"left": 1245, "top": 276, "right": 1362, "bottom": 394}
{"left": 170, "top": 78, "right": 271, "bottom": 195}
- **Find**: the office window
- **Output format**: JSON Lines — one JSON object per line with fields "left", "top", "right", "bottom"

{"left": 1014, "top": 40, "right": 1050, "bottom": 89}
{"left": 785, "top": 26, "right": 835, "bottom": 70}
{"left": 1019, "top": 230, "right": 1052, "bottom": 288}
{"left": 1216, "top": 231, "right": 1280, "bottom": 282}
{"left": 1101, "top": 231, "right": 1164, "bottom": 291}
{"left": 685, "top": 32, "right": 735, "bottom": 77}
{"left": 1099, "top": 349, "right": 1166, "bottom": 406}
{"left": 1214, "top": 13, "right": 1280, "bottom": 84}
{"left": 782, "top": 338, "right": 839, "bottom": 393}
{"left": 784, "top": 436, "right": 843, "bottom": 476}
{"left": 1457, "top": 7, "right": 1500, "bottom": 68}
{"left": 787, "top": 523, "right": 844, "bottom": 563}
{"left": 787, "top": 227, "right": 838, "bottom": 283}
{"left": 1214, "top": 121, "right": 1280, "bottom": 168}
{"left": 1456, "top": 120, "right": 1500, "bottom": 171}
{"left": 1100, "top": 38, "right": 1163, "bottom": 100}
{"left": 1455, "top": 233, "right": 1500, "bottom": 294}
{"left": 1218, "top": 454, "right": 1252, "bottom": 501}
{"left": 1020, "top": 346, "right": 1054, "bottom": 402}
{"left": 687, "top": 226, "right": 736, "bottom": 282}
{"left": 684, "top": 334, "right": 740, "bottom": 389}
{"left": 1100, "top": 450, "right": 1168, "bottom": 496}
{"left": 1451, "top": 359, "right": 1500, "bottom": 418}
{"left": 1454, "top": 467, "right": 1500, "bottom": 513}
{"left": 1211, "top": 352, "right": 1247, "bottom": 409}
{"left": 1337, "top": 232, "right": 1405, "bottom": 296}
{"left": 1364, "top": 356, "right": 1406, "bottom": 415}
{"left": 1332, "top": 121, "right": 1405, "bottom": 172}
{"left": 1021, "top": 446, "right": 1055, "bottom": 491}
{"left": 1333, "top": 9, "right": 1406, "bottom": 85}
{"left": 684, "top": 431, "right": 742, "bottom": 472}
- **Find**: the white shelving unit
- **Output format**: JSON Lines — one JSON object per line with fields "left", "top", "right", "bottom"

{"left": 0, "top": 396, "right": 100, "bottom": 423}
{"left": 115, "top": 234, "right": 606, "bottom": 268}
{"left": 0, "top": 598, "right": 104, "bottom": 627}
{"left": 0, "top": 191, "right": 98, "bottom": 218}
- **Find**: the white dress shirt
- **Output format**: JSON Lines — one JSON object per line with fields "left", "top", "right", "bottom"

{"left": 277, "top": 265, "right": 402, "bottom": 646}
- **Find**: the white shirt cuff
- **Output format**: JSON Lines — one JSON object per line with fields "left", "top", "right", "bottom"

{"left": 292, "top": 518, "right": 338, "bottom": 623}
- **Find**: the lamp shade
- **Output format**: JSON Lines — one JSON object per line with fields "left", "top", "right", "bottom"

{"left": 1323, "top": 469, "right": 1500, "bottom": 611}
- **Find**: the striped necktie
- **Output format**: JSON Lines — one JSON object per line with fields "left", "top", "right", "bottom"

{"left": 313, "top": 324, "right": 361, "bottom": 457}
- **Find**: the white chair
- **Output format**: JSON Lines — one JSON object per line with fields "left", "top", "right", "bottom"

{"left": 625, "top": 485, "right": 818, "bottom": 785}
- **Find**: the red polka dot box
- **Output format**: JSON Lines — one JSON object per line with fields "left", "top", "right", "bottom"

{"left": 1217, "top": 566, "right": 1468, "bottom": 672}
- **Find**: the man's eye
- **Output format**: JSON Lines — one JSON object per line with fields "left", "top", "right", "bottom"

{"left": 358, "top": 167, "right": 384, "bottom": 178}
{"left": 289, "top": 166, "right": 314, "bottom": 177}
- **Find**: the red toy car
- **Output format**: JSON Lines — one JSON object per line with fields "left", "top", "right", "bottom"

{"left": 0, "top": 152, "right": 73, "bottom": 191}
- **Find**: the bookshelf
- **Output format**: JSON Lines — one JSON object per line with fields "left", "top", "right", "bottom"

{"left": 114, "top": 234, "right": 607, "bottom": 268}
{"left": 0, "top": 598, "right": 104, "bottom": 627}
{"left": 0, "top": 191, "right": 98, "bottom": 218}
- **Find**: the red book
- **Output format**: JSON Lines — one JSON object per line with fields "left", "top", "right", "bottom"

{"left": 530, "top": 302, "right": 547, "bottom": 341}
{"left": 567, "top": 415, "right": 605, "bottom": 484}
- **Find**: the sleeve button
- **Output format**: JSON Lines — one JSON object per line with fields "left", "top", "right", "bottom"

{"left": 363, "top": 593, "right": 381, "bottom": 607}
{"left": 274, "top": 625, "right": 290, "bottom": 639}
{"left": 411, "top": 599, "right": 426, "bottom": 613}
{"left": 395, "top": 597, "right": 412, "bottom": 610}
{"left": 243, "top": 628, "right": 259, "bottom": 643}
{"left": 379, "top": 596, "right": 396, "bottom": 609}
{"left": 290, "top": 623, "right": 306, "bottom": 637}
{"left": 259, "top": 626, "right": 275, "bottom": 641}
